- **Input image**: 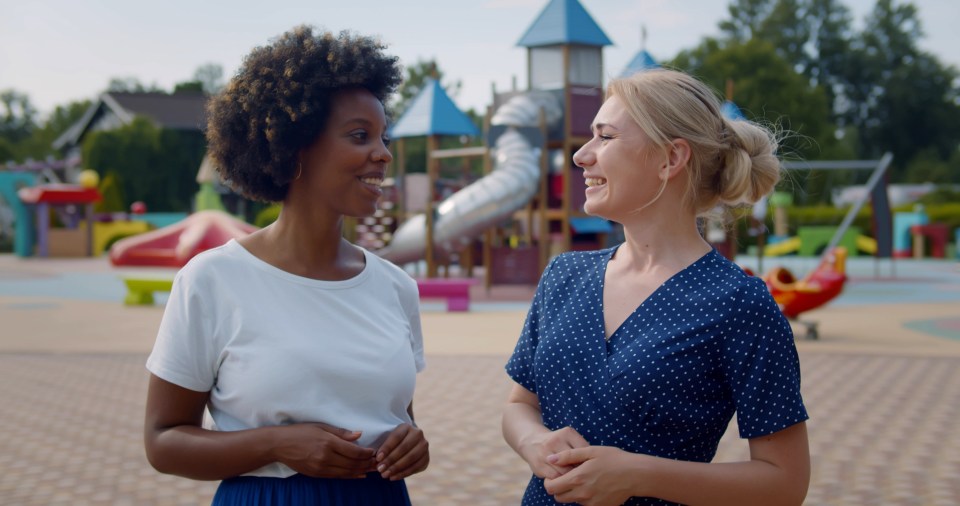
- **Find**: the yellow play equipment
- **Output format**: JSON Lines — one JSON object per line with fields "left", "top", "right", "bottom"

{"left": 764, "top": 233, "right": 877, "bottom": 257}
{"left": 764, "top": 236, "right": 801, "bottom": 256}
{"left": 856, "top": 235, "right": 877, "bottom": 255}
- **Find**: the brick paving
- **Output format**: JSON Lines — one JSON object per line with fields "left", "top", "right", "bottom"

{"left": 1, "top": 254, "right": 959, "bottom": 504}
{"left": 1, "top": 352, "right": 958, "bottom": 505}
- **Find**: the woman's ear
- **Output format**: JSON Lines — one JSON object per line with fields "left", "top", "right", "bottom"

{"left": 661, "top": 138, "right": 691, "bottom": 180}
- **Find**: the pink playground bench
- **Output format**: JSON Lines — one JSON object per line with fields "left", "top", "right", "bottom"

{"left": 416, "top": 278, "right": 476, "bottom": 312}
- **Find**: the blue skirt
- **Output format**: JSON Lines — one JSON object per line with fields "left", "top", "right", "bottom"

{"left": 212, "top": 472, "right": 412, "bottom": 506}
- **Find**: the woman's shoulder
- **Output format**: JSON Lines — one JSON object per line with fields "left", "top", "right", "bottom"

{"left": 363, "top": 248, "right": 417, "bottom": 289}
{"left": 547, "top": 246, "right": 614, "bottom": 273}
{"left": 176, "top": 240, "right": 250, "bottom": 282}
{"left": 687, "top": 249, "right": 769, "bottom": 299}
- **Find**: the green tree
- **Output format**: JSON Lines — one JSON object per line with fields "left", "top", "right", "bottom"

{"left": 721, "top": 0, "right": 854, "bottom": 123}
{"left": 0, "top": 90, "right": 37, "bottom": 145}
{"left": 719, "top": 0, "right": 775, "bottom": 42}
{"left": 173, "top": 81, "right": 204, "bottom": 94}
{"left": 388, "top": 59, "right": 478, "bottom": 176}
{"left": 389, "top": 59, "right": 462, "bottom": 119}
{"left": 192, "top": 63, "right": 224, "bottom": 95}
{"left": 14, "top": 99, "right": 91, "bottom": 161}
{"left": 839, "top": 0, "right": 960, "bottom": 179}
{"left": 0, "top": 137, "right": 15, "bottom": 162}
{"left": 713, "top": 0, "right": 960, "bottom": 184}
{"left": 106, "top": 77, "right": 163, "bottom": 93}
{"left": 672, "top": 39, "right": 832, "bottom": 160}
{"left": 673, "top": 38, "right": 837, "bottom": 202}
{"left": 82, "top": 117, "right": 203, "bottom": 212}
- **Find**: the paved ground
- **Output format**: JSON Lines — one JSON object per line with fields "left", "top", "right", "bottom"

{"left": 1, "top": 254, "right": 959, "bottom": 505}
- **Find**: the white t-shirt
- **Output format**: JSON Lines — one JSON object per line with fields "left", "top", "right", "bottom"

{"left": 146, "top": 239, "right": 425, "bottom": 478}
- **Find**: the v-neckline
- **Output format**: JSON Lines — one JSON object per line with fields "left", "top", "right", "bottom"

{"left": 598, "top": 245, "right": 715, "bottom": 343}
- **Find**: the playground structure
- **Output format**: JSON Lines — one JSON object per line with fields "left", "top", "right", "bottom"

{"left": 374, "top": 0, "right": 616, "bottom": 287}
{"left": 1, "top": 0, "right": 954, "bottom": 321}
{"left": 17, "top": 183, "right": 102, "bottom": 257}
{"left": 764, "top": 247, "right": 848, "bottom": 340}
{"left": 746, "top": 154, "right": 894, "bottom": 334}
{"left": 108, "top": 210, "right": 257, "bottom": 268}
{"left": 0, "top": 158, "right": 165, "bottom": 258}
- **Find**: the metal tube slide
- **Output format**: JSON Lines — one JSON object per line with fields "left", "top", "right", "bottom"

{"left": 378, "top": 92, "right": 562, "bottom": 265}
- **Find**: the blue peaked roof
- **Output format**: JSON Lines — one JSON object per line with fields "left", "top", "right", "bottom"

{"left": 517, "top": 0, "right": 612, "bottom": 48}
{"left": 389, "top": 79, "right": 480, "bottom": 139}
{"left": 619, "top": 50, "right": 660, "bottom": 78}
{"left": 721, "top": 100, "right": 746, "bottom": 120}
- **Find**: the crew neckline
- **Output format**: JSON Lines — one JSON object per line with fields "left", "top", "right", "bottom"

{"left": 224, "top": 239, "right": 373, "bottom": 289}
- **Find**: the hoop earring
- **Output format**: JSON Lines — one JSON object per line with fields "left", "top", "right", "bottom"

{"left": 295, "top": 162, "right": 303, "bottom": 181}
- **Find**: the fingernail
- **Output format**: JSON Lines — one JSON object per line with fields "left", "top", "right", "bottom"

{"left": 377, "top": 452, "right": 384, "bottom": 461}
{"left": 377, "top": 464, "right": 386, "bottom": 473}
{"left": 547, "top": 454, "right": 558, "bottom": 463}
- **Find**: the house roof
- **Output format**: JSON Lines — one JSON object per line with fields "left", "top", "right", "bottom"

{"left": 109, "top": 92, "right": 208, "bottom": 130}
{"left": 517, "top": 0, "right": 612, "bottom": 48}
{"left": 389, "top": 79, "right": 479, "bottom": 139}
{"left": 53, "top": 92, "right": 209, "bottom": 150}
{"left": 619, "top": 49, "right": 660, "bottom": 77}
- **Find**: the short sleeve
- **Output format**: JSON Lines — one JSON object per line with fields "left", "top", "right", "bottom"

{"left": 400, "top": 277, "right": 426, "bottom": 373}
{"left": 505, "top": 258, "right": 556, "bottom": 394}
{"left": 722, "top": 277, "right": 809, "bottom": 439}
{"left": 145, "top": 268, "right": 220, "bottom": 392}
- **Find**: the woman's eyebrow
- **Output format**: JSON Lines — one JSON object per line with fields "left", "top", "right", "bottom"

{"left": 591, "top": 122, "right": 618, "bottom": 132}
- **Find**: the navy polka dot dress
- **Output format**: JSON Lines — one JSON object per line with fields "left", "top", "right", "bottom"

{"left": 506, "top": 246, "right": 808, "bottom": 506}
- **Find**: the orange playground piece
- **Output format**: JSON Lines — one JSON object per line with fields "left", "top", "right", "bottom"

{"left": 109, "top": 210, "right": 258, "bottom": 267}
{"left": 763, "top": 247, "right": 848, "bottom": 338}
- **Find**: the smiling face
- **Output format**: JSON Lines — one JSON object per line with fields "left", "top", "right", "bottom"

{"left": 296, "top": 88, "right": 393, "bottom": 218}
{"left": 573, "top": 95, "right": 667, "bottom": 221}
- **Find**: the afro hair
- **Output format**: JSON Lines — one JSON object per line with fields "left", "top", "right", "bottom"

{"left": 205, "top": 26, "right": 402, "bottom": 202}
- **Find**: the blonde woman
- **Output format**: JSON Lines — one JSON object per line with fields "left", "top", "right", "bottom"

{"left": 502, "top": 69, "right": 809, "bottom": 506}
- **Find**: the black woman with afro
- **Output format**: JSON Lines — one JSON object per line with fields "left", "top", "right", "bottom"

{"left": 143, "top": 26, "right": 428, "bottom": 505}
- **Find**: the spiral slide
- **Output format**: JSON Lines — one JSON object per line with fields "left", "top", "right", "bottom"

{"left": 377, "top": 92, "right": 563, "bottom": 265}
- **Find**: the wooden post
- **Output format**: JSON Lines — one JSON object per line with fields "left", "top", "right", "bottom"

{"left": 425, "top": 135, "right": 440, "bottom": 278}
{"left": 395, "top": 138, "right": 406, "bottom": 223}
{"left": 482, "top": 107, "right": 494, "bottom": 292}
{"left": 538, "top": 107, "right": 550, "bottom": 273}
{"left": 561, "top": 45, "right": 573, "bottom": 253}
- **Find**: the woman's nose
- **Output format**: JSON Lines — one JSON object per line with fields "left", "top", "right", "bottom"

{"left": 572, "top": 145, "right": 594, "bottom": 168}
{"left": 376, "top": 145, "right": 393, "bottom": 163}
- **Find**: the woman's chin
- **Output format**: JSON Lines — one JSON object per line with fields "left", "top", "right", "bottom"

{"left": 582, "top": 201, "right": 611, "bottom": 220}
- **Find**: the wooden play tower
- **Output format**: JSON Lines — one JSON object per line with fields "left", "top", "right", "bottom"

{"left": 503, "top": 0, "right": 615, "bottom": 270}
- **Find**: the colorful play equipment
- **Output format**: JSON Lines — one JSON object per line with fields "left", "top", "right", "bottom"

{"left": 780, "top": 154, "right": 894, "bottom": 264}
{"left": 796, "top": 226, "right": 862, "bottom": 256}
{"left": 194, "top": 154, "right": 228, "bottom": 213}
{"left": 416, "top": 278, "right": 477, "bottom": 312}
{"left": 376, "top": 0, "right": 617, "bottom": 289}
{"left": 893, "top": 209, "right": 928, "bottom": 258}
{"left": 379, "top": 77, "right": 483, "bottom": 278}
{"left": 891, "top": 206, "right": 952, "bottom": 259}
{"left": 751, "top": 154, "right": 893, "bottom": 333}
{"left": 109, "top": 210, "right": 257, "bottom": 267}
{"left": 17, "top": 184, "right": 102, "bottom": 257}
{"left": 910, "top": 223, "right": 950, "bottom": 259}
{"left": 0, "top": 172, "right": 39, "bottom": 257}
{"left": 1, "top": 157, "right": 84, "bottom": 257}
{"left": 764, "top": 247, "right": 848, "bottom": 340}
{"left": 764, "top": 236, "right": 801, "bottom": 256}
{"left": 123, "top": 277, "right": 175, "bottom": 305}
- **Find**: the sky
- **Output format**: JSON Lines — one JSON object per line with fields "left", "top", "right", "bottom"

{"left": 1, "top": 0, "right": 958, "bottom": 119}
